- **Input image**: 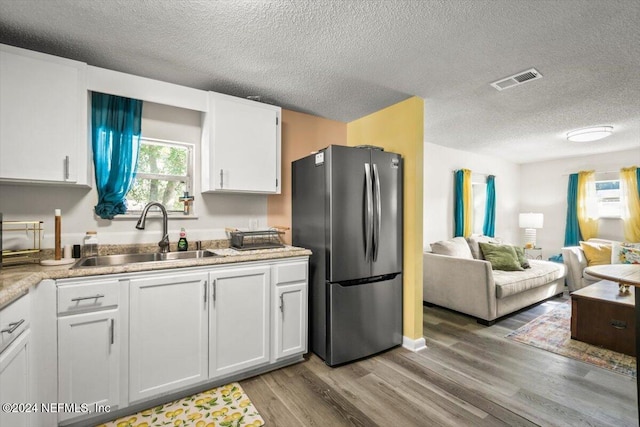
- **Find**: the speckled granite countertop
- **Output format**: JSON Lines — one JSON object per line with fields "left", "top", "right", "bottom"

{"left": 0, "top": 245, "right": 311, "bottom": 309}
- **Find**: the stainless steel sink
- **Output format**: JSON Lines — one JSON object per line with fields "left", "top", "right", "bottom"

{"left": 72, "top": 250, "right": 219, "bottom": 268}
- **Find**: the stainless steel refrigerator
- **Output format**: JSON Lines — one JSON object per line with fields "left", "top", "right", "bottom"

{"left": 292, "top": 145, "right": 403, "bottom": 366}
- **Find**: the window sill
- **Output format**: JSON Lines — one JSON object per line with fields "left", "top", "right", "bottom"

{"left": 105, "top": 213, "right": 199, "bottom": 221}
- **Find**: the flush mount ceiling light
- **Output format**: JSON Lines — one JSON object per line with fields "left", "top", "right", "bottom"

{"left": 566, "top": 126, "right": 613, "bottom": 142}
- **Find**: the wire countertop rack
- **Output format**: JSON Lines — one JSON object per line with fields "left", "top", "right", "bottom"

{"left": 2, "top": 220, "right": 43, "bottom": 265}
{"left": 226, "top": 227, "right": 286, "bottom": 251}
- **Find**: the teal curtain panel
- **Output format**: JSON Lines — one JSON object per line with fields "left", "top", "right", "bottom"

{"left": 91, "top": 92, "right": 143, "bottom": 219}
{"left": 564, "top": 173, "right": 582, "bottom": 246}
{"left": 454, "top": 170, "right": 465, "bottom": 237}
{"left": 483, "top": 175, "right": 496, "bottom": 237}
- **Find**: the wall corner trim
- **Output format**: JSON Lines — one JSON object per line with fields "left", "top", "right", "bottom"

{"left": 402, "top": 336, "right": 427, "bottom": 352}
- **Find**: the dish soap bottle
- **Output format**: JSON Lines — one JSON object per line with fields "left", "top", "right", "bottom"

{"left": 177, "top": 228, "right": 188, "bottom": 251}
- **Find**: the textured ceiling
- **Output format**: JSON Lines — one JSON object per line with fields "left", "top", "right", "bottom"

{"left": 1, "top": 0, "right": 639, "bottom": 164}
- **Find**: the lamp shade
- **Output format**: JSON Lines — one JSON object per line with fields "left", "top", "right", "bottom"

{"left": 519, "top": 213, "right": 544, "bottom": 229}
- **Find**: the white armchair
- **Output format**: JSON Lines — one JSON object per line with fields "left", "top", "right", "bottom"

{"left": 561, "top": 238, "right": 615, "bottom": 292}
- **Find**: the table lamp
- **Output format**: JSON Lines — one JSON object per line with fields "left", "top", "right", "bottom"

{"left": 519, "top": 213, "right": 543, "bottom": 248}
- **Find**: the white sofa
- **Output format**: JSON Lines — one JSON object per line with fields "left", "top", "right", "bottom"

{"left": 423, "top": 236, "right": 566, "bottom": 325}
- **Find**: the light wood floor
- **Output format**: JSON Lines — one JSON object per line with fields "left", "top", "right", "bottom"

{"left": 241, "top": 292, "right": 638, "bottom": 426}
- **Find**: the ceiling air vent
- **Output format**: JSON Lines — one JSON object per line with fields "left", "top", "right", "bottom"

{"left": 490, "top": 68, "right": 543, "bottom": 91}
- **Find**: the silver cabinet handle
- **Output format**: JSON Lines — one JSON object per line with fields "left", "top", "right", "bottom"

{"left": 203, "top": 280, "right": 208, "bottom": 303}
{"left": 71, "top": 294, "right": 105, "bottom": 302}
{"left": 220, "top": 169, "right": 224, "bottom": 189}
{"left": 279, "top": 294, "right": 284, "bottom": 314}
{"left": 213, "top": 279, "right": 217, "bottom": 303}
{"left": 1, "top": 319, "right": 25, "bottom": 334}
{"left": 64, "top": 155, "right": 70, "bottom": 180}
{"left": 110, "top": 319, "right": 115, "bottom": 345}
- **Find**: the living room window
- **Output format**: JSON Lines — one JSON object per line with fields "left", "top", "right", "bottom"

{"left": 595, "top": 179, "right": 621, "bottom": 218}
{"left": 125, "top": 137, "right": 194, "bottom": 214}
{"left": 472, "top": 182, "right": 487, "bottom": 234}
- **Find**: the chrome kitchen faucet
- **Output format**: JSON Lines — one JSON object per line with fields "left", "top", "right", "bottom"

{"left": 135, "top": 202, "right": 170, "bottom": 253}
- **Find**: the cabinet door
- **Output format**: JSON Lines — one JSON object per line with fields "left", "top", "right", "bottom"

{"left": 273, "top": 283, "right": 308, "bottom": 361}
{"left": 0, "top": 44, "right": 88, "bottom": 185}
{"left": 129, "top": 272, "right": 208, "bottom": 402}
{"left": 209, "top": 266, "right": 270, "bottom": 378}
{"left": 204, "top": 92, "right": 280, "bottom": 193}
{"left": 58, "top": 309, "right": 119, "bottom": 423}
{"left": 0, "top": 330, "right": 30, "bottom": 427}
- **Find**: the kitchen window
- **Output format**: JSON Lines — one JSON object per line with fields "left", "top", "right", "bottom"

{"left": 595, "top": 179, "right": 621, "bottom": 218}
{"left": 125, "top": 137, "right": 194, "bottom": 214}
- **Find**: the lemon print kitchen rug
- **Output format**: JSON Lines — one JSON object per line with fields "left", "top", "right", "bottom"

{"left": 97, "top": 383, "right": 264, "bottom": 427}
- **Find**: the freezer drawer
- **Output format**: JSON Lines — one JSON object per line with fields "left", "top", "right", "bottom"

{"left": 326, "top": 274, "right": 402, "bottom": 366}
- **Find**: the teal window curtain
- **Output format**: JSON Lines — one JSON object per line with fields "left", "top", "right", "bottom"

{"left": 482, "top": 175, "right": 496, "bottom": 237}
{"left": 453, "top": 170, "right": 464, "bottom": 237}
{"left": 564, "top": 173, "right": 582, "bottom": 246}
{"left": 91, "top": 92, "right": 143, "bottom": 219}
{"left": 454, "top": 170, "right": 464, "bottom": 237}
{"left": 637, "top": 167, "right": 640, "bottom": 198}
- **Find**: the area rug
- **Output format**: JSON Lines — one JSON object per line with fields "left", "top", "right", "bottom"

{"left": 97, "top": 382, "right": 264, "bottom": 427}
{"left": 506, "top": 302, "right": 636, "bottom": 378}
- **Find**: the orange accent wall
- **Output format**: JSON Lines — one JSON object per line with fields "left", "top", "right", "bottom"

{"left": 267, "top": 109, "right": 347, "bottom": 244}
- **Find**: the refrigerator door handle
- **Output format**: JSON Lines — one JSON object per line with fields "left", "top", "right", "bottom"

{"left": 364, "top": 163, "right": 373, "bottom": 261}
{"left": 372, "top": 163, "right": 382, "bottom": 261}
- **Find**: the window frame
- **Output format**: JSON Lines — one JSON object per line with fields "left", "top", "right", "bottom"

{"left": 124, "top": 136, "right": 195, "bottom": 216}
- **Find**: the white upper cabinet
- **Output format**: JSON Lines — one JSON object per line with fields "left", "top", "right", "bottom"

{"left": 202, "top": 92, "right": 281, "bottom": 194}
{"left": 0, "top": 44, "right": 89, "bottom": 186}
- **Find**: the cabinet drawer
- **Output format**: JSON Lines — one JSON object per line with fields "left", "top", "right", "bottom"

{"left": 58, "top": 279, "right": 119, "bottom": 314}
{"left": 571, "top": 298, "right": 636, "bottom": 356}
{"left": 0, "top": 292, "right": 30, "bottom": 353}
{"left": 272, "top": 261, "right": 307, "bottom": 285}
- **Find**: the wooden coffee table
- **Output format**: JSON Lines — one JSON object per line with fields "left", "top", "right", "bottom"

{"left": 570, "top": 279, "right": 635, "bottom": 356}
{"left": 583, "top": 264, "right": 640, "bottom": 416}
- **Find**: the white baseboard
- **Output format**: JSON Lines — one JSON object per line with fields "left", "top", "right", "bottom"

{"left": 402, "top": 336, "right": 427, "bottom": 352}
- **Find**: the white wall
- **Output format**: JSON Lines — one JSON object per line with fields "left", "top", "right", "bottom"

{"left": 423, "top": 142, "right": 520, "bottom": 249}
{"left": 520, "top": 148, "right": 640, "bottom": 259}
{"left": 0, "top": 102, "right": 267, "bottom": 250}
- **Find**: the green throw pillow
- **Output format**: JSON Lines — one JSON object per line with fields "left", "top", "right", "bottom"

{"left": 479, "top": 242, "right": 524, "bottom": 271}
{"left": 513, "top": 246, "right": 531, "bottom": 269}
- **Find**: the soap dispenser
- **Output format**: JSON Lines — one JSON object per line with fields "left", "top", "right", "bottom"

{"left": 178, "top": 228, "right": 188, "bottom": 251}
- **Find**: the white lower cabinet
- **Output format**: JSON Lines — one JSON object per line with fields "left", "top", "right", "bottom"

{"left": 57, "top": 278, "right": 122, "bottom": 423}
{"left": 0, "top": 292, "right": 31, "bottom": 427}
{"left": 0, "top": 330, "right": 31, "bottom": 427}
{"left": 57, "top": 309, "right": 119, "bottom": 423}
{"left": 273, "top": 283, "right": 307, "bottom": 361}
{"left": 52, "top": 257, "right": 307, "bottom": 425}
{"left": 129, "top": 272, "right": 208, "bottom": 402}
{"left": 272, "top": 261, "right": 308, "bottom": 361}
{"left": 209, "top": 265, "right": 270, "bottom": 378}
